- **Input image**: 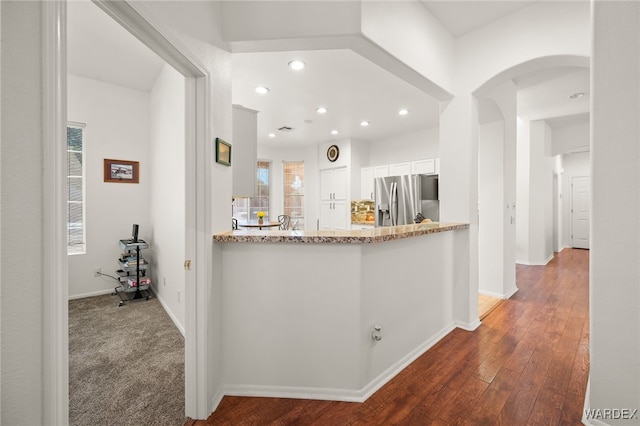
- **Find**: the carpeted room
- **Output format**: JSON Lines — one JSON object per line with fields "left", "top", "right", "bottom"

{"left": 68, "top": 294, "right": 185, "bottom": 425}
{"left": 67, "top": 2, "right": 188, "bottom": 424}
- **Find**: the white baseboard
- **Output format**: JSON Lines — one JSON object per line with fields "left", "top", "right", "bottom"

{"left": 504, "top": 286, "right": 519, "bottom": 299}
{"left": 223, "top": 323, "right": 457, "bottom": 404}
{"left": 68, "top": 288, "right": 114, "bottom": 300}
{"left": 478, "top": 289, "right": 506, "bottom": 299}
{"left": 455, "top": 319, "right": 482, "bottom": 331}
{"left": 150, "top": 287, "right": 185, "bottom": 337}
{"left": 479, "top": 286, "right": 518, "bottom": 301}
{"left": 209, "top": 387, "right": 225, "bottom": 415}
{"left": 223, "top": 383, "right": 364, "bottom": 403}
{"left": 516, "top": 253, "right": 554, "bottom": 266}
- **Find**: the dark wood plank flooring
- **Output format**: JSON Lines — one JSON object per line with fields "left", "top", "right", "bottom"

{"left": 187, "top": 248, "right": 589, "bottom": 425}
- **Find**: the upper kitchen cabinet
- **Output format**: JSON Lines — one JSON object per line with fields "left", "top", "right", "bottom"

{"left": 232, "top": 105, "right": 258, "bottom": 198}
{"left": 389, "top": 162, "right": 412, "bottom": 176}
{"left": 320, "top": 166, "right": 348, "bottom": 201}
{"left": 411, "top": 158, "right": 436, "bottom": 175}
{"left": 361, "top": 167, "right": 375, "bottom": 200}
{"left": 374, "top": 165, "right": 389, "bottom": 178}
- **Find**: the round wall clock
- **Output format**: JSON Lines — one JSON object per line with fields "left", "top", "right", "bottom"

{"left": 327, "top": 144, "right": 340, "bottom": 162}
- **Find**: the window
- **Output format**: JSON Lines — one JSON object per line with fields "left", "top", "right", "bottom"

{"left": 67, "top": 123, "right": 86, "bottom": 254}
{"left": 233, "top": 161, "right": 270, "bottom": 222}
{"left": 283, "top": 161, "right": 304, "bottom": 227}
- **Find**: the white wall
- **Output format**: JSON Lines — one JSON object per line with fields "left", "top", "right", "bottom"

{"left": 141, "top": 1, "right": 233, "bottom": 413}
{"left": 551, "top": 119, "right": 589, "bottom": 156}
{"left": 1, "top": 2, "right": 44, "bottom": 423}
{"left": 516, "top": 120, "right": 555, "bottom": 265}
{"left": 221, "top": 1, "right": 360, "bottom": 47}
{"left": 149, "top": 63, "right": 186, "bottom": 332}
{"left": 479, "top": 81, "right": 518, "bottom": 300}
{"left": 67, "top": 75, "right": 151, "bottom": 298}
{"left": 478, "top": 121, "right": 505, "bottom": 297}
{"left": 218, "top": 229, "right": 469, "bottom": 400}
{"left": 540, "top": 122, "right": 554, "bottom": 262}
{"left": 360, "top": 1, "right": 455, "bottom": 95}
{"left": 368, "top": 127, "right": 439, "bottom": 167}
{"left": 516, "top": 119, "right": 531, "bottom": 263}
{"left": 456, "top": 1, "right": 591, "bottom": 94}
{"left": 590, "top": 1, "right": 640, "bottom": 417}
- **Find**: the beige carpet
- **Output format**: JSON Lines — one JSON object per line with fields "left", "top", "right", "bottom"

{"left": 69, "top": 293, "right": 186, "bottom": 426}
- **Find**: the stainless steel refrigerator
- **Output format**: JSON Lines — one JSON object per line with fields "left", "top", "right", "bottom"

{"left": 374, "top": 174, "right": 439, "bottom": 227}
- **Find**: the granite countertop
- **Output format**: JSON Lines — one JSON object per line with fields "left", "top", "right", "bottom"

{"left": 213, "top": 222, "right": 469, "bottom": 244}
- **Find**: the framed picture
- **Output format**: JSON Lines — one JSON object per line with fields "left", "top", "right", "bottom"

{"left": 104, "top": 159, "right": 139, "bottom": 183}
{"left": 216, "top": 138, "right": 231, "bottom": 166}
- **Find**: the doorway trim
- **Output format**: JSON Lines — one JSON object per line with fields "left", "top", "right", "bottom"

{"left": 44, "top": 0, "right": 211, "bottom": 421}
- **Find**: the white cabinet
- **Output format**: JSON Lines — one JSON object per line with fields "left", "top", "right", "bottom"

{"left": 320, "top": 200, "right": 348, "bottom": 230}
{"left": 389, "top": 162, "right": 411, "bottom": 177}
{"left": 232, "top": 105, "right": 258, "bottom": 197}
{"left": 352, "top": 223, "right": 374, "bottom": 230}
{"left": 411, "top": 158, "right": 436, "bottom": 175}
{"left": 373, "top": 165, "right": 389, "bottom": 178}
{"left": 360, "top": 167, "right": 375, "bottom": 200}
{"left": 320, "top": 167, "right": 347, "bottom": 200}
{"left": 319, "top": 167, "right": 349, "bottom": 230}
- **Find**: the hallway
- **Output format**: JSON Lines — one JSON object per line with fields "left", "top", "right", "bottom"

{"left": 189, "top": 249, "right": 589, "bottom": 425}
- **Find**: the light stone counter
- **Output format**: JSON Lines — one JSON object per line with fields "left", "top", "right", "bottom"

{"left": 213, "top": 222, "right": 469, "bottom": 244}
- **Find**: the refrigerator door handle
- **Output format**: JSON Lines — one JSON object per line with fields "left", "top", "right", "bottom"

{"left": 390, "top": 181, "right": 397, "bottom": 226}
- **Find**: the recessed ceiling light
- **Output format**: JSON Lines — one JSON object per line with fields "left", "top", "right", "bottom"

{"left": 568, "top": 92, "right": 584, "bottom": 99}
{"left": 360, "top": 121, "right": 370, "bottom": 127}
{"left": 398, "top": 108, "right": 409, "bottom": 116}
{"left": 331, "top": 130, "right": 339, "bottom": 135}
{"left": 255, "top": 86, "right": 269, "bottom": 95}
{"left": 268, "top": 133, "right": 276, "bottom": 138}
{"left": 288, "top": 60, "right": 306, "bottom": 71}
{"left": 316, "top": 107, "right": 327, "bottom": 114}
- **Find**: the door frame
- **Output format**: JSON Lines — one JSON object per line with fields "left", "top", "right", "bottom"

{"left": 43, "top": 0, "right": 211, "bottom": 421}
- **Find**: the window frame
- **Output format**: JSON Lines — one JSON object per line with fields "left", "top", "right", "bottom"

{"left": 67, "top": 121, "right": 87, "bottom": 255}
{"left": 232, "top": 160, "right": 271, "bottom": 224}
{"left": 282, "top": 160, "right": 304, "bottom": 227}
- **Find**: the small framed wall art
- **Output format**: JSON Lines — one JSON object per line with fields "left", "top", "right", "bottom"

{"left": 104, "top": 159, "right": 139, "bottom": 183}
{"left": 216, "top": 138, "right": 231, "bottom": 166}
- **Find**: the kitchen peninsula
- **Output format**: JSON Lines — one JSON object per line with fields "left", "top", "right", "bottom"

{"left": 212, "top": 222, "right": 476, "bottom": 403}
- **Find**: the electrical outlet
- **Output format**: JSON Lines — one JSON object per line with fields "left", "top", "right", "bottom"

{"left": 177, "top": 290, "right": 181, "bottom": 302}
{"left": 93, "top": 268, "right": 101, "bottom": 277}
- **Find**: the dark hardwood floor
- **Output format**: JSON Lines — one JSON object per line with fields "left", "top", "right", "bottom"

{"left": 187, "top": 248, "right": 589, "bottom": 425}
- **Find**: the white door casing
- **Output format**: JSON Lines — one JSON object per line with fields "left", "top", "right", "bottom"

{"left": 44, "top": 0, "right": 212, "bottom": 422}
{"left": 571, "top": 176, "right": 590, "bottom": 249}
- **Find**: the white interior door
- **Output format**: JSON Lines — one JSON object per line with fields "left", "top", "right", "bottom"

{"left": 571, "top": 176, "right": 590, "bottom": 249}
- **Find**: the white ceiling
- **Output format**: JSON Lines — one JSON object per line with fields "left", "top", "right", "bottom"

{"left": 517, "top": 67, "right": 590, "bottom": 122}
{"left": 67, "top": 0, "right": 589, "bottom": 149}
{"left": 232, "top": 50, "right": 440, "bottom": 147}
{"left": 420, "top": 0, "right": 538, "bottom": 37}
{"left": 67, "top": 0, "right": 164, "bottom": 92}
